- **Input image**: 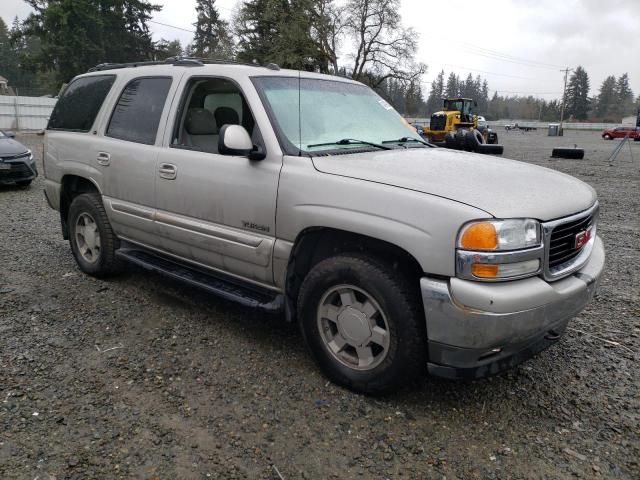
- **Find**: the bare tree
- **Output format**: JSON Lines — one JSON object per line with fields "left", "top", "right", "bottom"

{"left": 344, "top": 0, "right": 425, "bottom": 87}
{"left": 312, "top": 0, "right": 346, "bottom": 74}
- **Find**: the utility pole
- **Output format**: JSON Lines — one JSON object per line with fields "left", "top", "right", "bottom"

{"left": 559, "top": 67, "right": 572, "bottom": 136}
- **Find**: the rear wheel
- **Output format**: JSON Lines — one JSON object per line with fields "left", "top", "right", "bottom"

{"left": 297, "top": 254, "right": 427, "bottom": 394}
{"left": 68, "top": 193, "right": 122, "bottom": 277}
{"left": 603, "top": 134, "right": 612, "bottom": 140}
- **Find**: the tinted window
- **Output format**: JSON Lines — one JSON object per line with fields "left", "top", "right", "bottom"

{"left": 107, "top": 77, "right": 172, "bottom": 145}
{"left": 48, "top": 75, "right": 115, "bottom": 132}
{"left": 171, "top": 78, "right": 255, "bottom": 153}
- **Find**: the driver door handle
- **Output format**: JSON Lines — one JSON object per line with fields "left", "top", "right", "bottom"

{"left": 159, "top": 163, "right": 177, "bottom": 180}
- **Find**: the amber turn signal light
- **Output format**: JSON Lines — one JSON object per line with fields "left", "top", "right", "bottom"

{"left": 471, "top": 264, "right": 499, "bottom": 278}
{"left": 459, "top": 223, "right": 498, "bottom": 250}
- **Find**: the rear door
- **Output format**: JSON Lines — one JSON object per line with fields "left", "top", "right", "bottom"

{"left": 94, "top": 75, "right": 178, "bottom": 249}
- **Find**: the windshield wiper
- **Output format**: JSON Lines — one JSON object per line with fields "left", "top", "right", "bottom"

{"left": 381, "top": 136, "right": 432, "bottom": 147}
{"left": 307, "top": 138, "right": 392, "bottom": 150}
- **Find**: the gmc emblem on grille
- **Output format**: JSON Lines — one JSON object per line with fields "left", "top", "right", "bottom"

{"left": 575, "top": 227, "right": 592, "bottom": 249}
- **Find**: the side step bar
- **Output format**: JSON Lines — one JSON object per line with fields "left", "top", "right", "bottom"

{"left": 115, "top": 249, "right": 283, "bottom": 312}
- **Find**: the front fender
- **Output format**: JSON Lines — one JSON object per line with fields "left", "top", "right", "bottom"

{"left": 276, "top": 156, "right": 489, "bottom": 277}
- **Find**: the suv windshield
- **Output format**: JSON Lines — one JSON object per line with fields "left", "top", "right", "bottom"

{"left": 253, "top": 77, "right": 423, "bottom": 154}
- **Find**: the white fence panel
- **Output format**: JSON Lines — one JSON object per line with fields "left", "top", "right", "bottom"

{"left": 0, "top": 96, "right": 57, "bottom": 131}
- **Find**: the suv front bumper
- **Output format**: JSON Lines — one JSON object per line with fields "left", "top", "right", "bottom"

{"left": 421, "top": 236, "right": 605, "bottom": 380}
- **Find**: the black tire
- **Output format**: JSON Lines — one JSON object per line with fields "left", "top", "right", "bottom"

{"left": 68, "top": 193, "right": 122, "bottom": 277}
{"left": 465, "top": 129, "right": 485, "bottom": 151}
{"left": 297, "top": 254, "right": 427, "bottom": 394}
{"left": 16, "top": 180, "right": 32, "bottom": 187}
{"left": 475, "top": 143, "right": 504, "bottom": 155}
{"left": 551, "top": 147, "right": 584, "bottom": 159}
{"left": 455, "top": 128, "right": 471, "bottom": 151}
{"left": 443, "top": 131, "right": 460, "bottom": 149}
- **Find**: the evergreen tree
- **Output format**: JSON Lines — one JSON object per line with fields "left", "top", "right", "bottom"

{"left": 191, "top": 0, "right": 233, "bottom": 59}
{"left": 0, "top": 18, "right": 17, "bottom": 84}
{"left": 18, "top": 0, "right": 161, "bottom": 86}
{"left": 565, "top": 65, "right": 590, "bottom": 120}
{"left": 155, "top": 38, "right": 183, "bottom": 59}
{"left": 479, "top": 79, "right": 489, "bottom": 114}
{"left": 445, "top": 72, "right": 459, "bottom": 98}
{"left": 3, "top": 16, "right": 51, "bottom": 94}
{"left": 425, "top": 70, "right": 444, "bottom": 114}
{"left": 595, "top": 75, "right": 617, "bottom": 120}
{"left": 614, "top": 73, "right": 634, "bottom": 119}
{"left": 460, "top": 73, "right": 475, "bottom": 98}
{"left": 235, "top": 0, "right": 326, "bottom": 71}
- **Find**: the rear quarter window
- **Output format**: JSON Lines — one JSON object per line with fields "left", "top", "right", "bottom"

{"left": 106, "top": 77, "right": 172, "bottom": 145}
{"left": 47, "top": 75, "right": 116, "bottom": 132}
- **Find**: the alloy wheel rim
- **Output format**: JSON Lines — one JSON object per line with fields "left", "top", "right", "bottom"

{"left": 317, "top": 284, "right": 390, "bottom": 371}
{"left": 75, "top": 212, "right": 101, "bottom": 263}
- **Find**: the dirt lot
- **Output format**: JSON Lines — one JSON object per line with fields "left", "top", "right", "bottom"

{"left": 1, "top": 130, "right": 638, "bottom": 479}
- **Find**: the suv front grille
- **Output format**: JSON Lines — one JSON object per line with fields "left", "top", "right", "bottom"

{"left": 548, "top": 213, "right": 594, "bottom": 268}
{"left": 543, "top": 204, "right": 598, "bottom": 280}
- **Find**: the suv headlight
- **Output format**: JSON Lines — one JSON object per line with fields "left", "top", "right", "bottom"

{"left": 456, "top": 219, "right": 543, "bottom": 281}
{"left": 458, "top": 219, "right": 540, "bottom": 251}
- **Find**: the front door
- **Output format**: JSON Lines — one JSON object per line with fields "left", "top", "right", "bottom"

{"left": 154, "top": 76, "right": 281, "bottom": 287}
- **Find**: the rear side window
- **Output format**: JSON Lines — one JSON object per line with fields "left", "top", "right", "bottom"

{"left": 107, "top": 77, "right": 172, "bottom": 145}
{"left": 48, "top": 75, "right": 115, "bottom": 132}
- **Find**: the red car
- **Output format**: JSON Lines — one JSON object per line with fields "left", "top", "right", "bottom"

{"left": 602, "top": 126, "right": 640, "bottom": 139}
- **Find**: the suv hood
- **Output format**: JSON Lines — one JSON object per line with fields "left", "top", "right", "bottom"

{"left": 312, "top": 148, "right": 596, "bottom": 221}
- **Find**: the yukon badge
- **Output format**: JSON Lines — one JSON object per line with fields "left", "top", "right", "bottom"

{"left": 242, "top": 221, "right": 270, "bottom": 233}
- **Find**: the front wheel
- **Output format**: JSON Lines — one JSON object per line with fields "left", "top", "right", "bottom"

{"left": 603, "top": 134, "right": 612, "bottom": 140}
{"left": 68, "top": 193, "right": 122, "bottom": 277}
{"left": 297, "top": 254, "right": 427, "bottom": 394}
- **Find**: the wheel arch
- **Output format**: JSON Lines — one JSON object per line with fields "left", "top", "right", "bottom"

{"left": 59, "top": 175, "right": 102, "bottom": 239}
{"left": 283, "top": 227, "right": 424, "bottom": 322}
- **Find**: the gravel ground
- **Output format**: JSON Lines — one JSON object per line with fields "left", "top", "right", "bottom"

{"left": 0, "top": 130, "right": 638, "bottom": 479}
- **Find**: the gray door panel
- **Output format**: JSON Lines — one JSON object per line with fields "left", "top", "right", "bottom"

{"left": 102, "top": 196, "right": 157, "bottom": 247}
{"left": 154, "top": 147, "right": 280, "bottom": 285}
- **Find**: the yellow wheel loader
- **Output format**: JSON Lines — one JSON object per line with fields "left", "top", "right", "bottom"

{"left": 422, "top": 98, "right": 502, "bottom": 154}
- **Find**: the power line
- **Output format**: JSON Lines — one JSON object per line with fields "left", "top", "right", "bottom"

{"left": 434, "top": 63, "right": 539, "bottom": 80}
{"left": 149, "top": 19, "right": 196, "bottom": 34}
{"left": 455, "top": 43, "right": 564, "bottom": 70}
{"left": 422, "top": 34, "right": 565, "bottom": 70}
{"left": 493, "top": 90, "right": 563, "bottom": 95}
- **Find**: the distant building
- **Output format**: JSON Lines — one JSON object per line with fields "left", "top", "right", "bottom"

{"left": 0, "top": 76, "right": 16, "bottom": 96}
{"left": 621, "top": 115, "right": 636, "bottom": 125}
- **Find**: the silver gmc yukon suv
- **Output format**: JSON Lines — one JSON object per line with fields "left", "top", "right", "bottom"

{"left": 43, "top": 59, "right": 604, "bottom": 393}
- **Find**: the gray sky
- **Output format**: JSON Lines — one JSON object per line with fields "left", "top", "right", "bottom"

{"left": 2, "top": 0, "right": 639, "bottom": 100}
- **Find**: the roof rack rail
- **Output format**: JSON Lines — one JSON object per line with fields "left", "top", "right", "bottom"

{"left": 88, "top": 57, "right": 203, "bottom": 72}
{"left": 88, "top": 57, "right": 281, "bottom": 72}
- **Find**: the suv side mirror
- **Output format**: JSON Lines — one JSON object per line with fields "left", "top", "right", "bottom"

{"left": 218, "top": 125, "right": 266, "bottom": 160}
